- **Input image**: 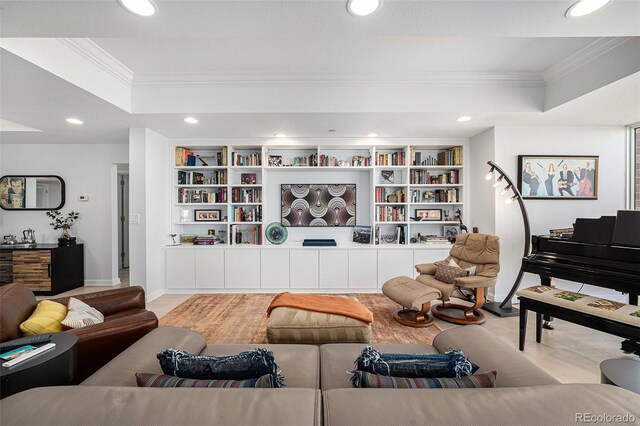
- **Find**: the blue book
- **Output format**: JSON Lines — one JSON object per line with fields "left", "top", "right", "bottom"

{"left": 0, "top": 345, "right": 37, "bottom": 361}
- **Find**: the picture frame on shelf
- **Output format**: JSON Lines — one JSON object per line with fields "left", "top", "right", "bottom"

{"left": 352, "top": 225, "right": 372, "bottom": 244}
{"left": 268, "top": 155, "right": 283, "bottom": 167}
{"left": 444, "top": 225, "right": 460, "bottom": 242}
{"left": 241, "top": 173, "right": 257, "bottom": 185}
{"left": 517, "top": 155, "right": 598, "bottom": 200}
{"left": 415, "top": 208, "right": 442, "bottom": 221}
{"left": 194, "top": 209, "right": 222, "bottom": 222}
{"left": 207, "top": 229, "right": 217, "bottom": 235}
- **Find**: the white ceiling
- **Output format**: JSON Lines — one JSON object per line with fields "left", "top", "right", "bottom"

{"left": 0, "top": 0, "right": 639, "bottom": 144}
{"left": 95, "top": 37, "right": 597, "bottom": 75}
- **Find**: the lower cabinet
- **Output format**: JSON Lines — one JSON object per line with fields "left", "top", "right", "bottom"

{"left": 319, "top": 250, "right": 348, "bottom": 289}
{"left": 290, "top": 250, "right": 319, "bottom": 288}
{"left": 165, "top": 249, "right": 196, "bottom": 289}
{"left": 225, "top": 250, "right": 261, "bottom": 288}
{"left": 196, "top": 250, "right": 224, "bottom": 289}
{"left": 261, "top": 250, "right": 290, "bottom": 288}
{"left": 377, "top": 250, "right": 414, "bottom": 287}
{"left": 165, "top": 247, "right": 448, "bottom": 290}
{"left": 348, "top": 250, "right": 378, "bottom": 289}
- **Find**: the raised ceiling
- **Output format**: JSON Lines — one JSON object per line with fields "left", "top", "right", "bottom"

{"left": 0, "top": 0, "right": 639, "bottom": 143}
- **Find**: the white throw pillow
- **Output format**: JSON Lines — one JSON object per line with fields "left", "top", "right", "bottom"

{"left": 61, "top": 297, "right": 104, "bottom": 329}
{"left": 448, "top": 259, "right": 477, "bottom": 276}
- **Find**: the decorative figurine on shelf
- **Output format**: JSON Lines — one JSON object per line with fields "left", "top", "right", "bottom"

{"left": 454, "top": 209, "right": 469, "bottom": 233}
{"left": 169, "top": 234, "right": 180, "bottom": 246}
{"left": 46, "top": 210, "right": 80, "bottom": 246}
{"left": 380, "top": 170, "right": 394, "bottom": 183}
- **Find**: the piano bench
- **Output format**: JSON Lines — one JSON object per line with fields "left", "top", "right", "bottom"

{"left": 516, "top": 286, "right": 640, "bottom": 353}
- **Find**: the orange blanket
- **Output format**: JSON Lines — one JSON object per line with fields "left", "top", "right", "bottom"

{"left": 267, "top": 292, "right": 374, "bottom": 324}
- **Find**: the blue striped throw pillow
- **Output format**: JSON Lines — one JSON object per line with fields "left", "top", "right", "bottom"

{"left": 135, "top": 372, "right": 275, "bottom": 388}
{"left": 352, "top": 370, "right": 497, "bottom": 388}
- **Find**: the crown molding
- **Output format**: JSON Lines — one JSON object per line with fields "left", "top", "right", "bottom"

{"left": 58, "top": 38, "right": 134, "bottom": 86}
{"left": 133, "top": 71, "right": 544, "bottom": 89}
{"left": 542, "top": 37, "right": 633, "bottom": 84}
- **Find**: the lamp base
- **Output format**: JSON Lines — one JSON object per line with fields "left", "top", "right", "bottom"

{"left": 482, "top": 301, "right": 520, "bottom": 318}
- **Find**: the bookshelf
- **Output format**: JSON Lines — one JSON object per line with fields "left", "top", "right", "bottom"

{"left": 171, "top": 143, "right": 464, "bottom": 248}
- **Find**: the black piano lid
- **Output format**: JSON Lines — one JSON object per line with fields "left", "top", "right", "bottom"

{"left": 534, "top": 236, "right": 640, "bottom": 264}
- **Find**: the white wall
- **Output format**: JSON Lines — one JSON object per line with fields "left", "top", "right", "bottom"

{"left": 0, "top": 143, "right": 128, "bottom": 284}
{"left": 469, "top": 128, "right": 496, "bottom": 236}
{"left": 128, "top": 128, "right": 169, "bottom": 301}
{"left": 491, "top": 126, "right": 628, "bottom": 301}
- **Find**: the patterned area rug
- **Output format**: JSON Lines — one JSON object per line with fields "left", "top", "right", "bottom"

{"left": 160, "top": 293, "right": 442, "bottom": 344}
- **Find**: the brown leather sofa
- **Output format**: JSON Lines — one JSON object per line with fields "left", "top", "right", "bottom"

{"left": 0, "top": 283, "right": 158, "bottom": 381}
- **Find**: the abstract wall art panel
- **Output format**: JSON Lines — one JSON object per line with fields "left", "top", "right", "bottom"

{"left": 281, "top": 184, "right": 356, "bottom": 227}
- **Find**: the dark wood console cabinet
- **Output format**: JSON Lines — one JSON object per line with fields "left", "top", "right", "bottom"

{"left": 0, "top": 244, "right": 84, "bottom": 295}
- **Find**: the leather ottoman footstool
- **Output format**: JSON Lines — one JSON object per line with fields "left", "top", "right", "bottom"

{"left": 266, "top": 298, "right": 372, "bottom": 344}
{"left": 382, "top": 276, "right": 441, "bottom": 327}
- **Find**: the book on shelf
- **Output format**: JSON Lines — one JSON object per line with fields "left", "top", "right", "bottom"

{"left": 375, "top": 187, "right": 405, "bottom": 203}
{"left": 231, "top": 187, "right": 262, "bottom": 203}
{"left": 232, "top": 205, "right": 262, "bottom": 222}
{"left": 193, "top": 235, "right": 225, "bottom": 245}
{"left": 436, "top": 146, "right": 463, "bottom": 166}
{"left": 376, "top": 151, "right": 404, "bottom": 166}
{"left": 376, "top": 206, "right": 406, "bottom": 222}
{"left": 292, "top": 154, "right": 317, "bottom": 166}
{"left": 409, "top": 169, "right": 459, "bottom": 185}
{"left": 232, "top": 152, "right": 262, "bottom": 167}
{"left": 230, "top": 224, "right": 262, "bottom": 245}
{"left": 178, "top": 188, "right": 227, "bottom": 203}
{"left": 419, "top": 235, "right": 449, "bottom": 245}
{"left": 178, "top": 170, "right": 227, "bottom": 185}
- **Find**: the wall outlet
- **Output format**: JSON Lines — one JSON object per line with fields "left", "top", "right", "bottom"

{"left": 129, "top": 214, "right": 141, "bottom": 224}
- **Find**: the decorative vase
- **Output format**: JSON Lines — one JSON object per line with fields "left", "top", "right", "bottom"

{"left": 265, "top": 222, "right": 288, "bottom": 245}
{"left": 58, "top": 227, "right": 76, "bottom": 246}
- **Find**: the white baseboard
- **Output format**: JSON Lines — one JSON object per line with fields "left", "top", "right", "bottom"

{"left": 84, "top": 278, "right": 121, "bottom": 286}
{"left": 146, "top": 289, "right": 165, "bottom": 302}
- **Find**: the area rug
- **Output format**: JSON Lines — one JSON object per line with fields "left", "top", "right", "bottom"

{"left": 160, "top": 293, "right": 442, "bottom": 344}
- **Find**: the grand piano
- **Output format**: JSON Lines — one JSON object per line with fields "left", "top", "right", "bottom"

{"left": 522, "top": 211, "right": 640, "bottom": 352}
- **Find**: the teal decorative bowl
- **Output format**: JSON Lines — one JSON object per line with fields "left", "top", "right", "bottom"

{"left": 265, "top": 222, "right": 288, "bottom": 245}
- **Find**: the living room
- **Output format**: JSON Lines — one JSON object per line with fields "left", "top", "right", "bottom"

{"left": 0, "top": 0, "right": 639, "bottom": 425}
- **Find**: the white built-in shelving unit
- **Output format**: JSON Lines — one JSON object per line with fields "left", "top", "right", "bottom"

{"left": 166, "top": 141, "right": 466, "bottom": 291}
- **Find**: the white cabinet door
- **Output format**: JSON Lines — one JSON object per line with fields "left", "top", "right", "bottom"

{"left": 413, "top": 249, "right": 446, "bottom": 277}
{"left": 319, "top": 250, "right": 348, "bottom": 289}
{"left": 348, "top": 250, "right": 378, "bottom": 289}
{"left": 166, "top": 249, "right": 195, "bottom": 289}
{"left": 377, "top": 250, "right": 414, "bottom": 287}
{"left": 225, "top": 249, "right": 261, "bottom": 288}
{"left": 195, "top": 250, "right": 225, "bottom": 289}
{"left": 290, "top": 250, "right": 319, "bottom": 289}
{"left": 261, "top": 250, "right": 290, "bottom": 289}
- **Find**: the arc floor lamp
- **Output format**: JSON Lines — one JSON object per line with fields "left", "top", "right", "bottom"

{"left": 481, "top": 160, "right": 531, "bottom": 318}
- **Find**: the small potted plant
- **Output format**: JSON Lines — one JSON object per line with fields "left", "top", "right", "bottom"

{"left": 46, "top": 210, "right": 80, "bottom": 246}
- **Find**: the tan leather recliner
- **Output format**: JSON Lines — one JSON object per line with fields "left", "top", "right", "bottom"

{"left": 416, "top": 233, "right": 500, "bottom": 325}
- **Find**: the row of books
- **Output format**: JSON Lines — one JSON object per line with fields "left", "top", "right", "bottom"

{"left": 176, "top": 147, "right": 230, "bottom": 167}
{"left": 409, "top": 170, "right": 459, "bottom": 185}
{"left": 178, "top": 188, "right": 227, "bottom": 204}
{"left": 375, "top": 187, "right": 405, "bottom": 203}
{"left": 230, "top": 224, "right": 262, "bottom": 245}
{"left": 193, "top": 235, "right": 225, "bottom": 245}
{"left": 317, "top": 155, "right": 372, "bottom": 167}
{"left": 232, "top": 152, "right": 262, "bottom": 167}
{"left": 374, "top": 225, "right": 407, "bottom": 245}
{"left": 231, "top": 205, "right": 262, "bottom": 223}
{"left": 292, "top": 154, "right": 318, "bottom": 167}
{"left": 376, "top": 151, "right": 405, "bottom": 166}
{"left": 437, "top": 146, "right": 463, "bottom": 166}
{"left": 432, "top": 188, "right": 460, "bottom": 203}
{"left": 419, "top": 235, "right": 450, "bottom": 245}
{"left": 409, "top": 148, "right": 439, "bottom": 166}
{"left": 377, "top": 206, "right": 406, "bottom": 222}
{"left": 178, "top": 170, "right": 227, "bottom": 185}
{"left": 231, "top": 188, "right": 262, "bottom": 204}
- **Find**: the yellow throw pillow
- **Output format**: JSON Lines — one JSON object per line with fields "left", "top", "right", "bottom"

{"left": 20, "top": 300, "right": 68, "bottom": 336}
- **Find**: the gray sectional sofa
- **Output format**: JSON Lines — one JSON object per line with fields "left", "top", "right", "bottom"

{"left": 2, "top": 325, "right": 639, "bottom": 426}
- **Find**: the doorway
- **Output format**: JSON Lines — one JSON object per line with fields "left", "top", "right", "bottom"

{"left": 117, "top": 170, "right": 130, "bottom": 284}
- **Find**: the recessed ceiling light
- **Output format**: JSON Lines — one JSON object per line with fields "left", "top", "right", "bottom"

{"left": 184, "top": 117, "right": 199, "bottom": 124}
{"left": 347, "top": 0, "right": 382, "bottom": 17}
{"left": 117, "top": 0, "right": 158, "bottom": 17}
{"left": 274, "top": 133, "right": 287, "bottom": 138}
{"left": 65, "top": 118, "right": 83, "bottom": 125}
{"left": 456, "top": 116, "right": 472, "bottom": 123}
{"left": 566, "top": 0, "right": 612, "bottom": 18}
{"left": 367, "top": 133, "right": 379, "bottom": 138}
